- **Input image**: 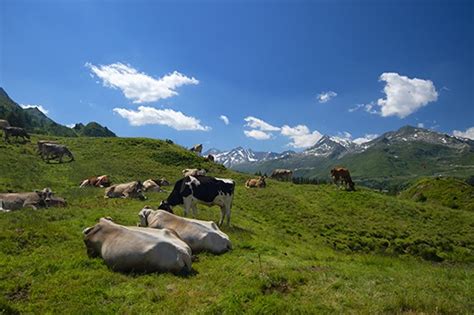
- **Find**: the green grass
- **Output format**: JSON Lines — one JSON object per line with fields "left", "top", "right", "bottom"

{"left": 1, "top": 136, "right": 473, "bottom": 314}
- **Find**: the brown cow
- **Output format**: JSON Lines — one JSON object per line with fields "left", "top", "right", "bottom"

{"left": 204, "top": 154, "right": 215, "bottom": 162}
{"left": 245, "top": 176, "right": 266, "bottom": 188}
{"left": 80, "top": 175, "right": 111, "bottom": 188}
{"left": 330, "top": 167, "right": 355, "bottom": 191}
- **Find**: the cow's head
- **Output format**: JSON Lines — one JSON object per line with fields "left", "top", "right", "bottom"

{"left": 83, "top": 224, "right": 101, "bottom": 258}
{"left": 98, "top": 176, "right": 111, "bottom": 188}
{"left": 138, "top": 206, "right": 153, "bottom": 227}
{"left": 36, "top": 187, "right": 53, "bottom": 206}
{"left": 133, "top": 181, "right": 147, "bottom": 200}
{"left": 158, "top": 200, "right": 173, "bottom": 213}
{"left": 258, "top": 176, "right": 267, "bottom": 187}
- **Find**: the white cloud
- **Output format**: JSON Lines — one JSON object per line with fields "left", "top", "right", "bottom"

{"left": 453, "top": 127, "right": 474, "bottom": 140}
{"left": 353, "top": 134, "right": 378, "bottom": 144}
{"left": 86, "top": 62, "right": 199, "bottom": 104}
{"left": 244, "top": 129, "right": 272, "bottom": 140}
{"left": 417, "top": 123, "right": 425, "bottom": 128}
{"left": 219, "top": 115, "right": 229, "bottom": 125}
{"left": 281, "top": 124, "right": 323, "bottom": 148}
{"left": 113, "top": 106, "right": 210, "bottom": 131}
{"left": 244, "top": 116, "right": 280, "bottom": 131}
{"left": 316, "top": 91, "right": 337, "bottom": 103}
{"left": 376, "top": 72, "right": 438, "bottom": 118}
{"left": 20, "top": 104, "right": 49, "bottom": 115}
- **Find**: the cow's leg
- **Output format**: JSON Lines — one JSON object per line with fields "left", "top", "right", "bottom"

{"left": 183, "top": 196, "right": 193, "bottom": 217}
{"left": 218, "top": 206, "right": 226, "bottom": 226}
{"left": 191, "top": 203, "right": 198, "bottom": 218}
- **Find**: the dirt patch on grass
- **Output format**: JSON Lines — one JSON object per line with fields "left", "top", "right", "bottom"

{"left": 5, "top": 284, "right": 30, "bottom": 302}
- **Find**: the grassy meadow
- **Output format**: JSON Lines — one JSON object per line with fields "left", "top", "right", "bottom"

{"left": 0, "top": 136, "right": 473, "bottom": 314}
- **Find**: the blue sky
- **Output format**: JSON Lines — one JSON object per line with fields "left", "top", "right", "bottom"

{"left": 1, "top": 0, "right": 473, "bottom": 151}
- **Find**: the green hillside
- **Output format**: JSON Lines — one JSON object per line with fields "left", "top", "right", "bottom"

{"left": 0, "top": 88, "right": 115, "bottom": 138}
{"left": 400, "top": 177, "right": 474, "bottom": 211}
{"left": 0, "top": 136, "right": 473, "bottom": 313}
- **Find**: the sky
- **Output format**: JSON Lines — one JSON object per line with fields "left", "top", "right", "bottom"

{"left": 1, "top": 0, "right": 473, "bottom": 152}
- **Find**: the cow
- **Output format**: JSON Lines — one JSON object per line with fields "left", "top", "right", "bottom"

{"left": 182, "top": 168, "right": 207, "bottom": 177}
{"left": 330, "top": 167, "right": 355, "bottom": 191}
{"left": 189, "top": 144, "right": 203, "bottom": 155}
{"left": 40, "top": 143, "right": 74, "bottom": 163}
{"left": 37, "top": 140, "right": 60, "bottom": 154}
{"left": 3, "top": 127, "right": 30, "bottom": 142}
{"left": 158, "top": 175, "right": 235, "bottom": 226}
{"left": 104, "top": 181, "right": 146, "bottom": 200}
{"left": 143, "top": 179, "right": 164, "bottom": 192}
{"left": 153, "top": 178, "right": 170, "bottom": 186}
{"left": 80, "top": 175, "right": 111, "bottom": 188}
{"left": 48, "top": 196, "right": 67, "bottom": 207}
{"left": 0, "top": 119, "right": 10, "bottom": 129}
{"left": 0, "top": 188, "right": 53, "bottom": 211}
{"left": 204, "top": 154, "right": 215, "bottom": 162}
{"left": 270, "top": 169, "right": 293, "bottom": 181}
{"left": 83, "top": 218, "right": 192, "bottom": 274}
{"left": 245, "top": 176, "right": 266, "bottom": 188}
{"left": 138, "top": 207, "right": 232, "bottom": 254}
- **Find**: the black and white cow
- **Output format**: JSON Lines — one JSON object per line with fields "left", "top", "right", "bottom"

{"left": 158, "top": 176, "right": 235, "bottom": 226}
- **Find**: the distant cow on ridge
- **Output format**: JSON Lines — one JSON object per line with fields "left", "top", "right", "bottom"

{"left": 270, "top": 169, "right": 293, "bottom": 181}
{"left": 189, "top": 144, "right": 203, "bottom": 155}
{"left": 330, "top": 167, "right": 355, "bottom": 191}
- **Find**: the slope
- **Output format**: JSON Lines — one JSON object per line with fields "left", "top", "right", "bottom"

{"left": 0, "top": 136, "right": 473, "bottom": 313}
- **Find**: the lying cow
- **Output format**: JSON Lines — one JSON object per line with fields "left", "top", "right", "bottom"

{"left": 40, "top": 143, "right": 74, "bottom": 163}
{"left": 143, "top": 179, "right": 164, "bottom": 192}
{"left": 0, "top": 188, "right": 53, "bottom": 211}
{"left": 245, "top": 176, "right": 266, "bottom": 188}
{"left": 204, "top": 154, "right": 215, "bottom": 162}
{"left": 80, "top": 175, "right": 111, "bottom": 188}
{"left": 138, "top": 207, "right": 232, "bottom": 254}
{"left": 153, "top": 178, "right": 170, "bottom": 186}
{"left": 330, "top": 167, "right": 355, "bottom": 191}
{"left": 48, "top": 196, "right": 67, "bottom": 207}
{"left": 83, "top": 218, "right": 192, "bottom": 274}
{"left": 158, "top": 175, "right": 235, "bottom": 226}
{"left": 189, "top": 144, "right": 203, "bottom": 155}
{"left": 0, "top": 119, "right": 10, "bottom": 129}
{"left": 182, "top": 168, "right": 207, "bottom": 177}
{"left": 104, "top": 181, "right": 146, "bottom": 200}
{"left": 3, "top": 127, "right": 30, "bottom": 142}
{"left": 270, "top": 169, "right": 293, "bottom": 181}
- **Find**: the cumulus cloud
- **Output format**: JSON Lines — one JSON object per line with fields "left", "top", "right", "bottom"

{"left": 353, "top": 134, "right": 378, "bottom": 144}
{"left": 244, "top": 129, "right": 272, "bottom": 140}
{"left": 376, "top": 72, "right": 438, "bottom": 118}
{"left": 281, "top": 124, "right": 323, "bottom": 148}
{"left": 453, "top": 127, "right": 474, "bottom": 140}
{"left": 20, "top": 104, "right": 49, "bottom": 115}
{"left": 86, "top": 62, "right": 199, "bottom": 103}
{"left": 113, "top": 106, "right": 210, "bottom": 131}
{"left": 219, "top": 115, "right": 229, "bottom": 125}
{"left": 316, "top": 91, "right": 337, "bottom": 103}
{"left": 244, "top": 116, "right": 280, "bottom": 131}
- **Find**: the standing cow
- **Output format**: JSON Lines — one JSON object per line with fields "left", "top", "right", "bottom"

{"left": 104, "top": 181, "right": 146, "bottom": 200}
{"left": 0, "top": 188, "right": 53, "bottom": 211}
{"left": 83, "top": 218, "right": 192, "bottom": 274}
{"left": 270, "top": 169, "right": 293, "bottom": 181}
{"left": 138, "top": 207, "right": 232, "bottom": 254}
{"left": 158, "top": 175, "right": 235, "bottom": 226}
{"left": 189, "top": 144, "right": 203, "bottom": 155}
{"left": 3, "top": 127, "right": 30, "bottom": 142}
{"left": 40, "top": 143, "right": 74, "bottom": 163}
{"left": 330, "top": 167, "right": 355, "bottom": 191}
{"left": 37, "top": 140, "right": 60, "bottom": 154}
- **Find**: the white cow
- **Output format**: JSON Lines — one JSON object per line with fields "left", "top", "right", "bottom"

{"left": 83, "top": 218, "right": 192, "bottom": 274}
{"left": 142, "top": 179, "right": 164, "bottom": 192}
{"left": 138, "top": 207, "right": 232, "bottom": 254}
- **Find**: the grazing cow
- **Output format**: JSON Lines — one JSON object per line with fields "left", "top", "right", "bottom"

{"left": 158, "top": 175, "right": 235, "bottom": 226}
{"left": 0, "top": 119, "right": 10, "bottom": 129}
{"left": 245, "top": 176, "right": 266, "bottom": 188}
{"left": 0, "top": 188, "right": 53, "bottom": 211}
{"left": 40, "top": 143, "right": 74, "bottom": 163}
{"left": 270, "top": 169, "right": 293, "bottom": 181}
{"left": 330, "top": 167, "right": 355, "bottom": 191}
{"left": 204, "top": 154, "right": 215, "bottom": 162}
{"left": 138, "top": 207, "right": 232, "bottom": 254}
{"left": 83, "top": 218, "right": 192, "bottom": 274}
{"left": 182, "top": 168, "right": 207, "bottom": 177}
{"left": 189, "top": 144, "right": 203, "bottom": 155}
{"left": 104, "top": 181, "right": 146, "bottom": 200}
{"left": 37, "top": 140, "right": 60, "bottom": 154}
{"left": 80, "top": 175, "right": 111, "bottom": 188}
{"left": 3, "top": 127, "right": 30, "bottom": 142}
{"left": 143, "top": 179, "right": 164, "bottom": 192}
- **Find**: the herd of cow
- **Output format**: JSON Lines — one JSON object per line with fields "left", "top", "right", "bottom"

{"left": 1, "top": 120, "right": 355, "bottom": 274}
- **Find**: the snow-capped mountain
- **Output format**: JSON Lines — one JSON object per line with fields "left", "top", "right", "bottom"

{"left": 203, "top": 147, "right": 295, "bottom": 168}
{"left": 303, "top": 135, "right": 360, "bottom": 158}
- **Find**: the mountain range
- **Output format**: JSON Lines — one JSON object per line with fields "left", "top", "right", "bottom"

{"left": 0, "top": 87, "right": 116, "bottom": 137}
{"left": 209, "top": 126, "right": 474, "bottom": 191}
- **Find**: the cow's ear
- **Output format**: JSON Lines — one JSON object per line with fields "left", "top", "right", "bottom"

{"left": 83, "top": 227, "right": 94, "bottom": 235}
